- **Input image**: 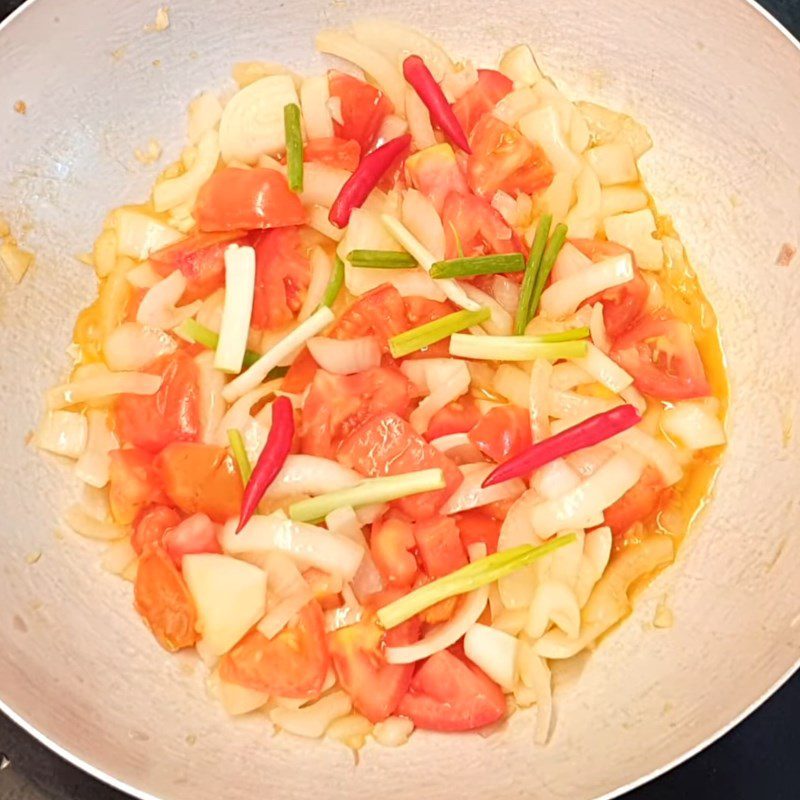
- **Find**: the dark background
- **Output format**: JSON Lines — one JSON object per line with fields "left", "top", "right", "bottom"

{"left": 1, "top": 0, "right": 798, "bottom": 798}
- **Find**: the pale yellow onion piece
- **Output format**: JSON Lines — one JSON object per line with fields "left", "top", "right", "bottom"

{"left": 325, "top": 712, "right": 372, "bottom": 749}
{"left": 405, "top": 87, "right": 437, "bottom": 150}
{"left": 493, "top": 363, "right": 530, "bottom": 408}
{"left": 620, "top": 384, "right": 648, "bottom": 416}
{"left": 92, "top": 228, "right": 117, "bottom": 278}
{"left": 550, "top": 361, "right": 594, "bottom": 392}
{"left": 194, "top": 351, "right": 226, "bottom": 445}
{"left": 222, "top": 306, "right": 335, "bottom": 402}
{"left": 569, "top": 107, "right": 591, "bottom": 154}
{"left": 564, "top": 165, "right": 602, "bottom": 239}
{"left": 194, "top": 287, "right": 225, "bottom": 334}
{"left": 529, "top": 358, "right": 552, "bottom": 441}
{"left": 599, "top": 185, "right": 649, "bottom": 220}
{"left": 525, "top": 580, "right": 581, "bottom": 639}
{"left": 103, "top": 322, "right": 177, "bottom": 371}
{"left": 299, "top": 248, "right": 334, "bottom": 321}
{"left": 534, "top": 528, "right": 585, "bottom": 590}
{"left": 188, "top": 91, "right": 223, "bottom": 144}
{"left": 499, "top": 44, "right": 544, "bottom": 86}
{"left": 441, "top": 463, "right": 525, "bottom": 515}
{"left": 35, "top": 411, "right": 88, "bottom": 459}
{"left": 308, "top": 335, "right": 381, "bottom": 375}
{"left": 458, "top": 281, "right": 513, "bottom": 335}
{"left": 492, "top": 87, "right": 538, "bottom": 126}
{"left": 208, "top": 669, "right": 269, "bottom": 716}
{"left": 531, "top": 459, "right": 581, "bottom": 501}
{"left": 270, "top": 691, "right": 352, "bottom": 738}
{"left": 219, "top": 74, "right": 301, "bottom": 164}
{"left": 570, "top": 341, "right": 633, "bottom": 394}
{"left": 300, "top": 162, "right": 350, "bottom": 207}
{"left": 491, "top": 607, "right": 528, "bottom": 636}
{"left": 401, "top": 358, "right": 470, "bottom": 435}
{"left": 378, "top": 113, "right": 409, "bottom": 142}
{"left": 305, "top": 205, "right": 345, "bottom": 243}
{"left": 547, "top": 388, "right": 617, "bottom": 422}
{"left": 604, "top": 208, "right": 664, "bottom": 271}
{"left": 617, "top": 426, "right": 683, "bottom": 487}
{"left": 534, "top": 172, "right": 575, "bottom": 230}
{"left": 519, "top": 106, "right": 582, "bottom": 176}
{"left": 576, "top": 101, "right": 653, "bottom": 159}
{"left": 214, "top": 244, "right": 256, "bottom": 373}
{"left": 490, "top": 189, "right": 519, "bottom": 227}
{"left": 214, "top": 383, "right": 276, "bottom": 447}
{"left": 517, "top": 639, "right": 553, "bottom": 744}
{"left": 496, "top": 490, "right": 544, "bottom": 609}
{"left": 326, "top": 506, "right": 384, "bottom": 601}
{"left": 588, "top": 302, "right": 612, "bottom": 354}
{"left": 115, "top": 209, "right": 183, "bottom": 260}
{"left": 315, "top": 30, "right": 405, "bottom": 111}
{"left": 136, "top": 271, "right": 202, "bottom": 331}
{"left": 372, "top": 716, "right": 414, "bottom": 747}
{"left": 585, "top": 142, "right": 638, "bottom": 186}
{"left": 153, "top": 129, "right": 219, "bottom": 213}
{"left": 125, "top": 262, "right": 163, "bottom": 289}
{"left": 101, "top": 538, "right": 138, "bottom": 576}
{"left": 74, "top": 409, "right": 118, "bottom": 488}
{"left": 47, "top": 371, "right": 162, "bottom": 411}
{"left": 402, "top": 189, "right": 445, "bottom": 261}
{"left": 258, "top": 582, "right": 315, "bottom": 640}
{"left": 661, "top": 399, "right": 726, "bottom": 450}
{"left": 300, "top": 75, "right": 334, "bottom": 139}
{"left": 463, "top": 623, "right": 518, "bottom": 690}
{"left": 64, "top": 505, "right": 129, "bottom": 541}
{"left": 574, "top": 525, "right": 612, "bottom": 607}
{"left": 263, "top": 455, "right": 362, "bottom": 500}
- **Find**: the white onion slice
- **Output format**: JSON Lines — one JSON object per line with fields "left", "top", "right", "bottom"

{"left": 405, "top": 359, "right": 471, "bottom": 435}
{"left": 264, "top": 455, "right": 362, "bottom": 499}
{"left": 661, "top": 400, "right": 726, "bottom": 450}
{"left": 529, "top": 358, "right": 552, "bottom": 442}
{"left": 373, "top": 716, "right": 415, "bottom": 747}
{"left": 526, "top": 580, "right": 581, "bottom": 639}
{"left": 325, "top": 506, "right": 383, "bottom": 601}
{"left": 125, "top": 262, "right": 163, "bottom": 289}
{"left": 405, "top": 87, "right": 437, "bottom": 150}
{"left": 103, "top": 322, "right": 177, "bottom": 371}
{"left": 402, "top": 189, "right": 445, "bottom": 262}
{"left": 440, "top": 463, "right": 525, "bottom": 515}
{"left": 589, "top": 302, "right": 612, "bottom": 354}
{"left": 64, "top": 505, "right": 128, "bottom": 541}
{"left": 550, "top": 362, "right": 594, "bottom": 392}
{"left": 617, "top": 427, "right": 683, "bottom": 487}
{"left": 74, "top": 410, "right": 118, "bottom": 488}
{"left": 269, "top": 691, "right": 352, "bottom": 739}
{"left": 307, "top": 336, "right": 381, "bottom": 375}
{"left": 300, "top": 75, "right": 334, "bottom": 139}
{"left": 298, "top": 248, "right": 334, "bottom": 321}
{"left": 463, "top": 623, "right": 518, "bottom": 690}
{"left": 153, "top": 129, "right": 220, "bottom": 212}
{"left": 35, "top": 411, "right": 87, "bottom": 459}
{"left": 306, "top": 205, "right": 345, "bottom": 243}
{"left": 458, "top": 282, "right": 513, "bottom": 335}
{"left": 429, "top": 433, "right": 472, "bottom": 453}
{"left": 574, "top": 526, "right": 613, "bottom": 607}
{"left": 570, "top": 341, "right": 633, "bottom": 394}
{"left": 47, "top": 370, "right": 162, "bottom": 410}
{"left": 300, "top": 162, "right": 351, "bottom": 207}
{"left": 115, "top": 209, "right": 183, "bottom": 260}
{"left": 531, "top": 459, "right": 581, "bottom": 500}
{"left": 136, "top": 271, "right": 202, "bottom": 331}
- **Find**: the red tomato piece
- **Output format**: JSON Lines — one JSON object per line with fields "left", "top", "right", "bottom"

{"left": 331, "top": 284, "right": 410, "bottom": 352}
{"left": 442, "top": 192, "right": 522, "bottom": 259}
{"left": 454, "top": 509, "right": 502, "bottom": 555}
{"left": 250, "top": 227, "right": 311, "bottom": 330}
{"left": 195, "top": 168, "right": 306, "bottom": 232}
{"left": 220, "top": 601, "right": 329, "bottom": 698}
{"left": 610, "top": 312, "right": 711, "bottom": 400}
{"left": 114, "top": 352, "right": 200, "bottom": 453}
{"left": 281, "top": 347, "right": 319, "bottom": 393}
{"left": 569, "top": 238, "right": 649, "bottom": 339}
{"left": 329, "top": 72, "right": 394, "bottom": 154}
{"left": 604, "top": 466, "right": 667, "bottom": 541}
{"left": 338, "top": 412, "right": 463, "bottom": 521}
{"left": 132, "top": 504, "right": 181, "bottom": 555}
{"left": 467, "top": 115, "right": 554, "bottom": 199}
{"left": 402, "top": 296, "right": 457, "bottom": 359}
{"left": 452, "top": 69, "right": 513, "bottom": 136}
{"left": 405, "top": 143, "right": 469, "bottom": 213}
{"left": 108, "top": 448, "right": 167, "bottom": 525}
{"left": 397, "top": 649, "right": 506, "bottom": 731}
{"left": 155, "top": 443, "right": 244, "bottom": 523}
{"left": 300, "top": 367, "right": 416, "bottom": 458}
{"left": 468, "top": 405, "right": 533, "bottom": 463}
{"left": 150, "top": 230, "right": 244, "bottom": 302}
{"left": 414, "top": 517, "right": 468, "bottom": 578}
{"left": 425, "top": 395, "right": 482, "bottom": 441}
{"left": 134, "top": 544, "right": 198, "bottom": 651}
{"left": 328, "top": 602, "right": 420, "bottom": 723}
{"left": 162, "top": 512, "right": 223, "bottom": 568}
{"left": 370, "top": 514, "right": 418, "bottom": 587}
{"left": 304, "top": 136, "right": 361, "bottom": 171}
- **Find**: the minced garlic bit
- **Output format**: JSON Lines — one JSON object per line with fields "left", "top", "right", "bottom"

{"left": 25, "top": 551, "right": 42, "bottom": 565}
{"left": 145, "top": 6, "right": 170, "bottom": 32}
{"left": 653, "top": 594, "right": 673, "bottom": 628}
{"left": 1, "top": 240, "right": 35, "bottom": 283}
{"left": 134, "top": 139, "right": 163, "bottom": 165}
{"left": 14, "top": 100, "right": 27, "bottom": 115}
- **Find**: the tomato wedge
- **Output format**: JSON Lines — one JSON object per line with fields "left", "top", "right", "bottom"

{"left": 414, "top": 517, "right": 468, "bottom": 578}
{"left": 370, "top": 514, "right": 418, "bottom": 587}
{"left": 304, "top": 137, "right": 361, "bottom": 171}
{"left": 404, "top": 143, "right": 469, "bottom": 213}
{"left": 603, "top": 465, "right": 667, "bottom": 542}
{"left": 328, "top": 603, "right": 420, "bottom": 723}
{"left": 132, "top": 504, "right": 181, "bottom": 555}
{"left": 114, "top": 352, "right": 200, "bottom": 453}
{"left": 468, "top": 405, "right": 533, "bottom": 463}
{"left": 108, "top": 448, "right": 167, "bottom": 525}
{"left": 331, "top": 284, "right": 410, "bottom": 352}
{"left": 195, "top": 168, "right": 306, "bottom": 231}
{"left": 454, "top": 509, "right": 502, "bottom": 554}
{"left": 339, "top": 412, "right": 463, "bottom": 521}
{"left": 155, "top": 443, "right": 243, "bottom": 523}
{"left": 329, "top": 72, "right": 394, "bottom": 154}
{"left": 610, "top": 312, "right": 711, "bottom": 400}
{"left": 397, "top": 649, "right": 506, "bottom": 731}
{"left": 442, "top": 192, "right": 522, "bottom": 259}
{"left": 452, "top": 70, "right": 513, "bottom": 136}
{"left": 425, "top": 395, "right": 481, "bottom": 441}
{"left": 220, "top": 601, "right": 329, "bottom": 699}
{"left": 134, "top": 544, "right": 199, "bottom": 651}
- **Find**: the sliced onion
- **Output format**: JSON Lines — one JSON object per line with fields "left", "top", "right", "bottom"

{"left": 565, "top": 443, "right": 615, "bottom": 479}
{"left": 325, "top": 506, "right": 383, "bottom": 602}
{"left": 74, "top": 409, "right": 118, "bottom": 488}
{"left": 405, "top": 87, "right": 437, "bottom": 150}
{"left": 265, "top": 455, "right": 362, "bottom": 499}
{"left": 300, "top": 75, "right": 334, "bottom": 139}
{"left": 519, "top": 106, "right": 582, "bottom": 176}
{"left": 491, "top": 275, "right": 522, "bottom": 315}
{"left": 385, "top": 544, "right": 488, "bottom": 664}
{"left": 194, "top": 288, "right": 225, "bottom": 333}
{"left": 212, "top": 672, "right": 269, "bottom": 716}
{"left": 493, "top": 364, "right": 530, "bottom": 408}
{"left": 661, "top": 400, "right": 726, "bottom": 450}
{"left": 377, "top": 113, "right": 409, "bottom": 145}
{"left": 617, "top": 426, "right": 683, "bottom": 486}
{"left": 373, "top": 716, "right": 415, "bottom": 747}
{"left": 103, "top": 322, "right": 177, "bottom": 371}
{"left": 306, "top": 205, "right": 345, "bottom": 242}
{"left": 529, "top": 358, "right": 552, "bottom": 442}
{"left": 526, "top": 580, "right": 581, "bottom": 639}
{"left": 125, "top": 262, "right": 163, "bottom": 289}
{"left": 493, "top": 87, "right": 538, "bottom": 126}
{"left": 550, "top": 242, "right": 592, "bottom": 282}
{"left": 589, "top": 302, "right": 612, "bottom": 354}
{"left": 550, "top": 362, "right": 593, "bottom": 392}
{"left": 154, "top": 129, "right": 220, "bottom": 212}
{"left": 458, "top": 281, "right": 513, "bottom": 335}
{"left": 115, "top": 209, "right": 183, "bottom": 260}
{"left": 136, "top": 271, "right": 202, "bottom": 331}
{"left": 402, "top": 189, "right": 445, "bottom": 262}
{"left": 101, "top": 538, "right": 138, "bottom": 576}
{"left": 547, "top": 388, "right": 616, "bottom": 422}
{"left": 298, "top": 248, "right": 334, "bottom": 321}
{"left": 574, "top": 525, "right": 612, "bottom": 607}
{"left": 429, "top": 433, "right": 471, "bottom": 452}
{"left": 47, "top": 370, "right": 162, "bottom": 410}
{"left": 441, "top": 463, "right": 525, "bottom": 515}
{"left": 570, "top": 341, "right": 633, "bottom": 394}
{"left": 463, "top": 623, "right": 518, "bottom": 690}
{"left": 35, "top": 411, "right": 88, "bottom": 459}
{"left": 517, "top": 639, "right": 553, "bottom": 745}
{"left": 222, "top": 513, "right": 365, "bottom": 580}
{"left": 401, "top": 359, "right": 471, "bottom": 435}
{"left": 64, "top": 505, "right": 128, "bottom": 541}
{"left": 307, "top": 336, "right": 381, "bottom": 375}
{"left": 269, "top": 691, "right": 352, "bottom": 739}
{"left": 214, "top": 383, "right": 277, "bottom": 447}
{"left": 531, "top": 459, "right": 581, "bottom": 500}
{"left": 192, "top": 351, "right": 226, "bottom": 445}
{"left": 300, "top": 162, "right": 351, "bottom": 207}
{"left": 386, "top": 270, "right": 447, "bottom": 301}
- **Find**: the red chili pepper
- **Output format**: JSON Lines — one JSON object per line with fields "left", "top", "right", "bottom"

{"left": 236, "top": 395, "right": 295, "bottom": 532}
{"left": 329, "top": 134, "right": 412, "bottom": 228}
{"left": 482, "top": 404, "right": 641, "bottom": 487}
{"left": 403, "top": 55, "right": 471, "bottom": 154}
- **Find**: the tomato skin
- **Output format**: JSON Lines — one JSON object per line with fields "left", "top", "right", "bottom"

{"left": 114, "top": 352, "right": 200, "bottom": 453}
{"left": 132, "top": 504, "right": 181, "bottom": 555}
{"left": 331, "top": 284, "right": 410, "bottom": 353}
{"left": 569, "top": 238, "right": 648, "bottom": 339}
{"left": 468, "top": 405, "right": 533, "bottom": 463}
{"left": 610, "top": 312, "right": 711, "bottom": 400}
{"left": 442, "top": 192, "right": 522, "bottom": 259}
{"left": 281, "top": 348, "right": 319, "bottom": 393}
{"left": 162, "top": 512, "right": 223, "bottom": 568}
{"left": 338, "top": 412, "right": 463, "bottom": 521}
{"left": 405, "top": 143, "right": 469, "bottom": 213}
{"left": 425, "top": 395, "right": 482, "bottom": 441}
{"left": 371, "top": 514, "right": 419, "bottom": 587}
{"left": 155, "top": 443, "right": 244, "bottom": 523}
{"left": 150, "top": 230, "right": 244, "bottom": 302}
{"left": 452, "top": 70, "right": 513, "bottom": 136}
{"left": 250, "top": 227, "right": 311, "bottom": 330}
{"left": 454, "top": 509, "right": 502, "bottom": 555}
{"left": 329, "top": 72, "right": 394, "bottom": 154}
{"left": 401, "top": 296, "right": 457, "bottom": 359}
{"left": 195, "top": 168, "right": 306, "bottom": 232}
{"left": 220, "top": 601, "right": 329, "bottom": 698}
{"left": 397, "top": 649, "right": 506, "bottom": 731}
{"left": 328, "top": 606, "right": 420, "bottom": 723}
{"left": 467, "top": 115, "right": 553, "bottom": 199}
{"left": 108, "top": 448, "right": 167, "bottom": 525}
{"left": 300, "top": 367, "right": 416, "bottom": 458}
{"left": 134, "top": 544, "right": 199, "bottom": 651}
{"left": 604, "top": 465, "right": 666, "bottom": 541}
{"left": 304, "top": 137, "right": 361, "bottom": 171}
{"left": 414, "top": 517, "right": 468, "bottom": 578}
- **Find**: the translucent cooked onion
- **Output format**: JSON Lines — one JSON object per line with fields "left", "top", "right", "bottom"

{"left": 570, "top": 342, "right": 633, "bottom": 394}
{"left": 402, "top": 189, "right": 445, "bottom": 262}
{"left": 458, "top": 281, "right": 513, "bottom": 335}
{"left": 440, "top": 463, "right": 525, "bottom": 515}
{"left": 269, "top": 691, "right": 353, "bottom": 739}
{"left": 373, "top": 716, "right": 415, "bottom": 747}
{"left": 526, "top": 580, "right": 581, "bottom": 639}
{"left": 325, "top": 506, "right": 383, "bottom": 601}
{"left": 265, "top": 455, "right": 362, "bottom": 499}
{"left": 103, "top": 322, "right": 177, "bottom": 371}
{"left": 74, "top": 409, "right": 119, "bottom": 488}
{"left": 307, "top": 336, "right": 381, "bottom": 375}
{"left": 574, "top": 525, "right": 612, "bottom": 607}
{"left": 517, "top": 639, "right": 553, "bottom": 745}
{"left": 47, "top": 369, "right": 162, "bottom": 411}
{"left": 35, "top": 411, "right": 88, "bottom": 459}
{"left": 300, "top": 162, "right": 351, "bottom": 207}
{"left": 300, "top": 75, "right": 334, "bottom": 139}
{"left": 298, "top": 248, "right": 334, "bottom": 321}
{"left": 64, "top": 505, "right": 129, "bottom": 541}
{"left": 154, "top": 129, "right": 220, "bottom": 212}
{"left": 136, "top": 271, "right": 202, "bottom": 331}
{"left": 463, "top": 623, "right": 518, "bottom": 689}
{"left": 661, "top": 400, "right": 726, "bottom": 450}
{"left": 401, "top": 359, "right": 471, "bottom": 435}
{"left": 405, "top": 87, "right": 437, "bottom": 150}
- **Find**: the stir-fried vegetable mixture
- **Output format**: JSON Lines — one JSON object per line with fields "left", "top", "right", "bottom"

{"left": 39, "top": 22, "right": 727, "bottom": 749}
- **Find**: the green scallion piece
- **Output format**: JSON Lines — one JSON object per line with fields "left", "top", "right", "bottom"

{"left": 515, "top": 214, "right": 552, "bottom": 335}
{"left": 179, "top": 319, "right": 262, "bottom": 369}
{"left": 377, "top": 534, "right": 577, "bottom": 629}
{"left": 534, "top": 326, "right": 591, "bottom": 343}
{"left": 449, "top": 333, "right": 588, "bottom": 362}
{"left": 389, "top": 307, "right": 491, "bottom": 359}
{"left": 347, "top": 250, "right": 418, "bottom": 269}
{"left": 430, "top": 253, "right": 525, "bottom": 279}
{"left": 227, "top": 429, "right": 253, "bottom": 485}
{"left": 528, "top": 222, "right": 568, "bottom": 320}
{"left": 284, "top": 103, "right": 304, "bottom": 192}
{"left": 289, "top": 468, "right": 445, "bottom": 524}
{"left": 322, "top": 255, "right": 345, "bottom": 307}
